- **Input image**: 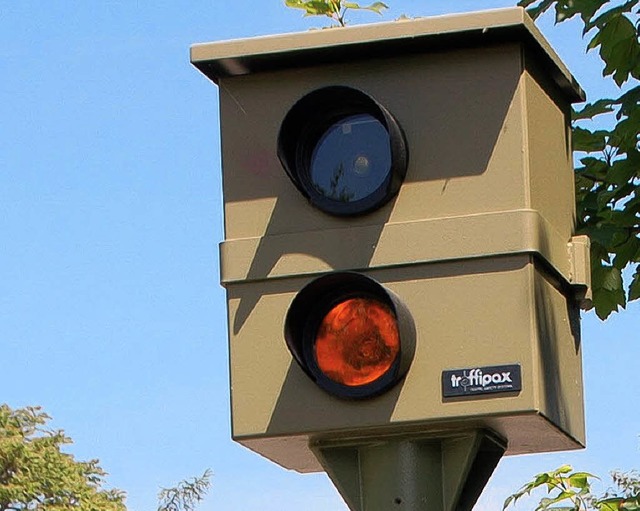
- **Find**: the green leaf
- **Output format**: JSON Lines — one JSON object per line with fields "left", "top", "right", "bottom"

{"left": 573, "top": 99, "right": 615, "bottom": 121}
{"left": 535, "top": 472, "right": 552, "bottom": 485}
{"left": 598, "top": 500, "right": 624, "bottom": 511}
{"left": 584, "top": 0, "right": 639, "bottom": 33}
{"left": 284, "top": 0, "right": 309, "bottom": 9}
{"left": 363, "top": 1, "right": 389, "bottom": 13}
{"left": 605, "top": 158, "right": 638, "bottom": 188}
{"left": 611, "top": 114, "right": 640, "bottom": 153}
{"left": 598, "top": 496, "right": 639, "bottom": 510}
{"left": 555, "top": 0, "right": 604, "bottom": 24}
{"left": 591, "top": 264, "right": 626, "bottom": 319}
{"left": 555, "top": 465, "right": 574, "bottom": 476}
{"left": 578, "top": 155, "right": 610, "bottom": 181}
{"left": 587, "top": 13, "right": 640, "bottom": 86}
{"left": 285, "top": 0, "right": 388, "bottom": 23}
{"left": 517, "top": 0, "right": 537, "bottom": 8}
{"left": 539, "top": 490, "right": 577, "bottom": 507}
{"left": 343, "top": 1, "right": 387, "bottom": 13}
{"left": 615, "top": 85, "right": 640, "bottom": 119}
{"left": 573, "top": 126, "right": 608, "bottom": 152}
{"left": 285, "top": 0, "right": 338, "bottom": 16}
{"left": 568, "top": 472, "right": 595, "bottom": 490}
{"left": 572, "top": 126, "right": 609, "bottom": 153}
{"left": 503, "top": 494, "right": 515, "bottom": 510}
{"left": 585, "top": 223, "right": 624, "bottom": 248}
{"left": 621, "top": 496, "right": 640, "bottom": 510}
{"left": 593, "top": 286, "right": 626, "bottom": 319}
{"left": 519, "top": 0, "right": 555, "bottom": 20}
{"left": 602, "top": 264, "right": 623, "bottom": 291}
{"left": 613, "top": 236, "right": 640, "bottom": 269}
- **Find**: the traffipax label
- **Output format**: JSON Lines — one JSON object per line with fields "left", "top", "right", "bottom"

{"left": 442, "top": 364, "right": 522, "bottom": 398}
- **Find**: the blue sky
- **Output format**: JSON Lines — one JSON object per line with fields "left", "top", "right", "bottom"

{"left": 1, "top": 1, "right": 638, "bottom": 510}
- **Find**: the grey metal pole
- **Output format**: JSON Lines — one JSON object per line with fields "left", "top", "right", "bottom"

{"left": 358, "top": 439, "right": 444, "bottom": 510}
{"left": 311, "top": 430, "right": 505, "bottom": 511}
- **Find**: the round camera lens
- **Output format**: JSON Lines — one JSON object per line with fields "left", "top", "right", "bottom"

{"left": 309, "top": 114, "right": 391, "bottom": 203}
{"left": 278, "top": 86, "right": 408, "bottom": 216}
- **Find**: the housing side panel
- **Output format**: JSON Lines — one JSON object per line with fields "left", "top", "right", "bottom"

{"left": 533, "top": 266, "right": 586, "bottom": 447}
{"left": 523, "top": 69, "right": 576, "bottom": 241}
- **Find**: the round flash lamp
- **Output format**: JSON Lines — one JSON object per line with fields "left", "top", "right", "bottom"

{"left": 285, "top": 273, "right": 415, "bottom": 399}
{"left": 314, "top": 297, "right": 400, "bottom": 386}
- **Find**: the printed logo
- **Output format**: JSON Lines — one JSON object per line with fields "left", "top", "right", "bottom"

{"left": 442, "top": 364, "right": 522, "bottom": 398}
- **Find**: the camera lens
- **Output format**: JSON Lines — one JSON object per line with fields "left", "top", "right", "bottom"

{"left": 278, "top": 86, "right": 408, "bottom": 216}
{"left": 309, "top": 114, "right": 392, "bottom": 204}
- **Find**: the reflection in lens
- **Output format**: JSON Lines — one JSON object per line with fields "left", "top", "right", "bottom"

{"left": 353, "top": 155, "right": 370, "bottom": 176}
{"left": 309, "top": 114, "right": 391, "bottom": 203}
{"left": 314, "top": 297, "right": 400, "bottom": 386}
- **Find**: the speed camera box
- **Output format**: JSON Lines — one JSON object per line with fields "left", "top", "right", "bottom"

{"left": 192, "top": 8, "right": 590, "bottom": 472}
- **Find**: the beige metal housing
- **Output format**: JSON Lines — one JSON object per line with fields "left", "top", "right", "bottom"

{"left": 192, "top": 7, "right": 589, "bottom": 473}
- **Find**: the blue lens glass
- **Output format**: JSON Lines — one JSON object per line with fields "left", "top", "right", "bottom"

{"left": 309, "top": 114, "right": 391, "bottom": 203}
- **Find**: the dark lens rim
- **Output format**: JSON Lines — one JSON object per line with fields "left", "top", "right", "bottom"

{"left": 278, "top": 86, "right": 408, "bottom": 216}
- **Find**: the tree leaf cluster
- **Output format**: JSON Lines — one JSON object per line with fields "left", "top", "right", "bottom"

{"left": 284, "top": 0, "right": 388, "bottom": 26}
{"left": 0, "top": 404, "right": 212, "bottom": 511}
{"left": 504, "top": 465, "right": 640, "bottom": 510}
{"left": 518, "top": 0, "right": 640, "bottom": 86}
{"left": 0, "top": 404, "right": 126, "bottom": 511}
{"left": 156, "top": 470, "right": 211, "bottom": 511}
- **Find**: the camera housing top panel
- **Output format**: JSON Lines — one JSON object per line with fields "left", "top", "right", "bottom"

{"left": 192, "top": 7, "right": 590, "bottom": 473}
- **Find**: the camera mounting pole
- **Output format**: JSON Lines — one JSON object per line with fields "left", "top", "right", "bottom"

{"left": 312, "top": 430, "right": 506, "bottom": 511}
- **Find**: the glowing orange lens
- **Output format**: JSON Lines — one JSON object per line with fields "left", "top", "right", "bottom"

{"left": 314, "top": 297, "right": 400, "bottom": 386}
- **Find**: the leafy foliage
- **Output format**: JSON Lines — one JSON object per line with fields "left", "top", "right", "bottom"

{"left": 284, "top": 0, "right": 388, "bottom": 26}
{"left": 517, "top": 0, "right": 640, "bottom": 319}
{"left": 504, "top": 465, "right": 640, "bottom": 510}
{"left": 157, "top": 470, "right": 211, "bottom": 511}
{"left": 0, "top": 404, "right": 126, "bottom": 511}
{"left": 0, "top": 404, "right": 212, "bottom": 511}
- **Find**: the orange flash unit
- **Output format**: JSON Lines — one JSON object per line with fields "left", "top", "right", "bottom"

{"left": 285, "top": 273, "right": 414, "bottom": 399}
